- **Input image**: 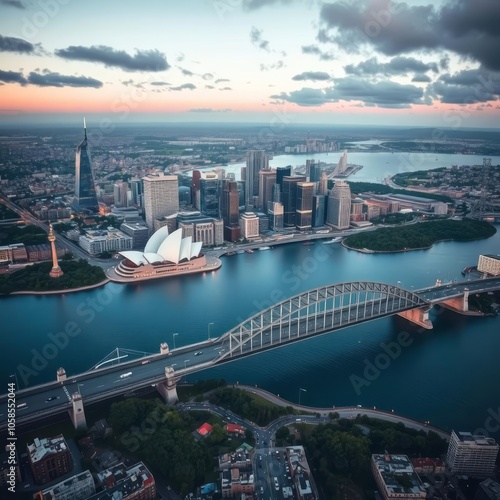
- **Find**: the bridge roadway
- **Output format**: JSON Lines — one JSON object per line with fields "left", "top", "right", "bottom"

{"left": 2, "top": 276, "right": 500, "bottom": 430}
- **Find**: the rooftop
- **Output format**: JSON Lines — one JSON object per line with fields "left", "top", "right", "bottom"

{"left": 372, "top": 454, "right": 426, "bottom": 496}
{"left": 27, "top": 435, "right": 68, "bottom": 463}
{"left": 454, "top": 431, "right": 499, "bottom": 446}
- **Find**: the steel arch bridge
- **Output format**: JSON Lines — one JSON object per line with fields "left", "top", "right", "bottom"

{"left": 217, "top": 281, "right": 428, "bottom": 361}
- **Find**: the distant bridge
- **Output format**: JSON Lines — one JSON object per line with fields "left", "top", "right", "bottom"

{"left": 1, "top": 276, "right": 499, "bottom": 430}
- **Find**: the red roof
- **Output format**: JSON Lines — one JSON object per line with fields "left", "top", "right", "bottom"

{"left": 226, "top": 423, "right": 245, "bottom": 434}
{"left": 411, "top": 457, "right": 435, "bottom": 467}
{"left": 197, "top": 423, "right": 213, "bottom": 436}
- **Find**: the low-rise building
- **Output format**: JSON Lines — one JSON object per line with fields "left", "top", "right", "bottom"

{"left": 475, "top": 479, "right": 500, "bottom": 499}
{"left": 34, "top": 470, "right": 95, "bottom": 500}
{"left": 371, "top": 454, "right": 426, "bottom": 499}
{"left": 79, "top": 228, "right": 132, "bottom": 255}
{"left": 218, "top": 451, "right": 254, "bottom": 498}
{"left": 27, "top": 435, "right": 73, "bottom": 485}
{"left": 91, "top": 462, "right": 155, "bottom": 499}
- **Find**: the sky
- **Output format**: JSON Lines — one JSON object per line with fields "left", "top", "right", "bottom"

{"left": 0, "top": 0, "right": 500, "bottom": 128}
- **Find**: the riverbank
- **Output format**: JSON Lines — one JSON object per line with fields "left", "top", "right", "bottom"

{"left": 9, "top": 277, "right": 110, "bottom": 296}
{"left": 342, "top": 218, "right": 496, "bottom": 253}
{"left": 236, "top": 384, "right": 450, "bottom": 441}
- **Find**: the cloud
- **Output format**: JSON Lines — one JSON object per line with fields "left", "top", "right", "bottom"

{"left": 27, "top": 71, "right": 103, "bottom": 88}
{"left": 202, "top": 73, "right": 213, "bottom": 81}
{"left": 189, "top": 108, "right": 232, "bottom": 112}
{"left": 220, "top": 86, "right": 232, "bottom": 90}
{"left": 301, "top": 44, "right": 334, "bottom": 61}
{"left": 0, "top": 0, "right": 25, "bottom": 9}
{"left": 121, "top": 79, "right": 143, "bottom": 88}
{"left": 170, "top": 83, "right": 196, "bottom": 91}
{"left": 272, "top": 78, "right": 426, "bottom": 108}
{"left": 55, "top": 45, "right": 169, "bottom": 72}
{"left": 429, "top": 67, "right": 500, "bottom": 104}
{"left": 150, "top": 81, "right": 170, "bottom": 86}
{"left": 260, "top": 60, "right": 284, "bottom": 71}
{"left": 318, "top": 0, "right": 500, "bottom": 71}
{"left": 177, "top": 66, "right": 194, "bottom": 76}
{"left": 345, "top": 56, "right": 438, "bottom": 77}
{"left": 0, "top": 34, "right": 36, "bottom": 54}
{"left": 271, "top": 87, "right": 332, "bottom": 107}
{"left": 412, "top": 74, "right": 432, "bottom": 83}
{"left": 242, "top": 0, "right": 293, "bottom": 10}
{"left": 250, "top": 27, "right": 270, "bottom": 52}
{"left": 329, "top": 77, "right": 426, "bottom": 108}
{"left": 205, "top": 85, "right": 215, "bottom": 89}
{"left": 0, "top": 69, "right": 27, "bottom": 85}
{"left": 292, "top": 71, "right": 331, "bottom": 81}
{"left": 215, "top": 78, "right": 230, "bottom": 84}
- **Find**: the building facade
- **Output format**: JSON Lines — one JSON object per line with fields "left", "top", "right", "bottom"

{"left": 446, "top": 431, "right": 499, "bottom": 476}
{"left": 222, "top": 180, "right": 241, "bottom": 242}
{"left": 35, "top": 470, "right": 95, "bottom": 500}
{"left": 142, "top": 173, "right": 179, "bottom": 233}
{"left": 79, "top": 228, "right": 133, "bottom": 255}
{"left": 240, "top": 212, "right": 260, "bottom": 239}
{"left": 245, "top": 150, "right": 269, "bottom": 209}
{"left": 282, "top": 176, "right": 306, "bottom": 227}
{"left": 296, "top": 182, "right": 314, "bottom": 230}
{"left": 478, "top": 254, "right": 500, "bottom": 276}
{"left": 27, "top": 435, "right": 72, "bottom": 485}
{"left": 72, "top": 120, "right": 99, "bottom": 214}
{"left": 327, "top": 180, "right": 351, "bottom": 229}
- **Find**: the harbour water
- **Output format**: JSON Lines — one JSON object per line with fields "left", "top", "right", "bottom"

{"left": 2, "top": 225, "right": 500, "bottom": 436}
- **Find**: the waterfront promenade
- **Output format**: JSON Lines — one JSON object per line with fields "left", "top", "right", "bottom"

{"left": 236, "top": 384, "right": 451, "bottom": 441}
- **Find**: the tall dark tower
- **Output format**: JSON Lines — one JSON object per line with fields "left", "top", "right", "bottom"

{"left": 222, "top": 180, "right": 241, "bottom": 242}
{"left": 72, "top": 118, "right": 99, "bottom": 214}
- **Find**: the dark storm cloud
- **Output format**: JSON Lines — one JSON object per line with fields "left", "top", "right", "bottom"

{"left": 0, "top": 34, "right": 35, "bottom": 54}
{"left": 345, "top": 56, "right": 438, "bottom": 77}
{"left": 301, "top": 44, "right": 334, "bottom": 61}
{"left": 170, "top": 83, "right": 196, "bottom": 91}
{"left": 319, "top": 0, "right": 500, "bottom": 71}
{"left": 0, "top": 69, "right": 27, "bottom": 85}
{"left": 429, "top": 67, "right": 500, "bottom": 103}
{"left": 55, "top": 45, "right": 169, "bottom": 72}
{"left": 250, "top": 27, "right": 270, "bottom": 52}
{"left": 292, "top": 71, "right": 331, "bottom": 81}
{"left": 0, "top": 0, "right": 25, "bottom": 9}
{"left": 242, "top": 0, "right": 293, "bottom": 11}
{"left": 272, "top": 78, "right": 425, "bottom": 108}
{"left": 27, "top": 71, "right": 103, "bottom": 88}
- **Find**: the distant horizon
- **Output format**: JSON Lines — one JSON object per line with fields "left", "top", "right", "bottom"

{"left": 0, "top": 118, "right": 499, "bottom": 133}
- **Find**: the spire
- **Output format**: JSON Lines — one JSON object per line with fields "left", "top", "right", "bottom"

{"left": 83, "top": 116, "right": 87, "bottom": 139}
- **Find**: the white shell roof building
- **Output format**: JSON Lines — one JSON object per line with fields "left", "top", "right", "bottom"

{"left": 119, "top": 226, "right": 203, "bottom": 266}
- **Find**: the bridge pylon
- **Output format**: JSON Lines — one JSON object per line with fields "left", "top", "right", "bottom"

{"left": 397, "top": 306, "right": 433, "bottom": 329}
{"left": 69, "top": 392, "right": 87, "bottom": 430}
{"left": 156, "top": 366, "right": 180, "bottom": 405}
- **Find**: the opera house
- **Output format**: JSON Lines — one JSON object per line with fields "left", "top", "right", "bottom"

{"left": 106, "top": 226, "right": 221, "bottom": 283}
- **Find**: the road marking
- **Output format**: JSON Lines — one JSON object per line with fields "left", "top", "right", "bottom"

{"left": 97, "top": 384, "right": 105, "bottom": 388}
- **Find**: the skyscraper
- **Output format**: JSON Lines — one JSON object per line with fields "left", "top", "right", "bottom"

{"left": 72, "top": 118, "right": 99, "bottom": 214}
{"left": 143, "top": 173, "right": 179, "bottom": 233}
{"left": 296, "top": 182, "right": 314, "bottom": 230}
{"left": 245, "top": 150, "right": 269, "bottom": 209}
{"left": 282, "top": 176, "right": 306, "bottom": 227}
{"left": 276, "top": 165, "right": 292, "bottom": 192}
{"left": 327, "top": 180, "right": 351, "bottom": 229}
{"left": 258, "top": 169, "right": 276, "bottom": 211}
{"left": 222, "top": 180, "right": 241, "bottom": 242}
{"left": 199, "top": 171, "right": 219, "bottom": 217}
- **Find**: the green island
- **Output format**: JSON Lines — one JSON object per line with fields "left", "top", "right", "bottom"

{"left": 0, "top": 256, "right": 106, "bottom": 295}
{"left": 102, "top": 384, "right": 447, "bottom": 498}
{"left": 344, "top": 218, "right": 496, "bottom": 252}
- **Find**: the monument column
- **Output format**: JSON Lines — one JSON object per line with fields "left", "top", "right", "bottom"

{"left": 48, "top": 224, "right": 63, "bottom": 278}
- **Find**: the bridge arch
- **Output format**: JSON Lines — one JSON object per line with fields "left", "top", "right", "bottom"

{"left": 219, "top": 282, "right": 428, "bottom": 359}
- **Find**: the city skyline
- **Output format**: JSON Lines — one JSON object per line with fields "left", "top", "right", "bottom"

{"left": 0, "top": 0, "right": 499, "bottom": 127}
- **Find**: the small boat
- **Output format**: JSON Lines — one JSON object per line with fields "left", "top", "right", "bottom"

{"left": 259, "top": 246, "right": 271, "bottom": 251}
{"left": 322, "top": 237, "right": 342, "bottom": 244}
{"left": 237, "top": 250, "right": 245, "bottom": 254}
{"left": 225, "top": 251, "right": 236, "bottom": 256}
{"left": 302, "top": 241, "right": 314, "bottom": 246}
{"left": 245, "top": 249, "right": 254, "bottom": 253}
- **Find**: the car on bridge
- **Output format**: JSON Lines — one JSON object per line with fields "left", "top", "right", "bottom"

{"left": 120, "top": 372, "right": 132, "bottom": 379}
{"left": 194, "top": 351, "right": 203, "bottom": 356}
{"left": 45, "top": 396, "right": 60, "bottom": 403}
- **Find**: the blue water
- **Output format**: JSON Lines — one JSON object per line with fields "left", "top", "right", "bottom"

{"left": 2, "top": 225, "right": 500, "bottom": 436}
